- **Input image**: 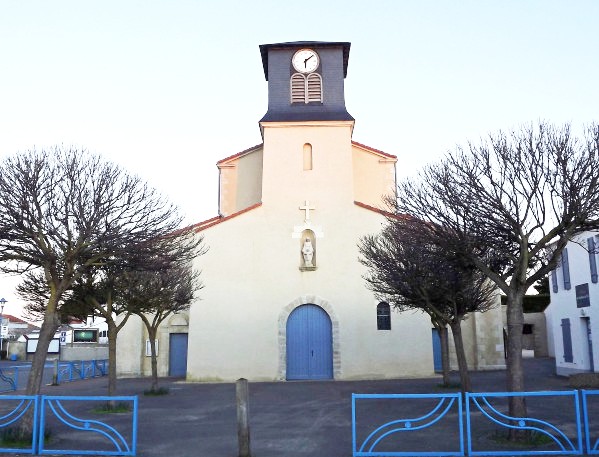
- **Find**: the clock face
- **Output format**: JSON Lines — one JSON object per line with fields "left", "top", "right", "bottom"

{"left": 292, "top": 49, "right": 320, "bottom": 73}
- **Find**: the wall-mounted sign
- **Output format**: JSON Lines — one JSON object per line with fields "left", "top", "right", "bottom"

{"left": 576, "top": 283, "right": 591, "bottom": 308}
{"left": 73, "top": 329, "right": 98, "bottom": 343}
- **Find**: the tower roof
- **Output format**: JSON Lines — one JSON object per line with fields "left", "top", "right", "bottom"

{"left": 259, "top": 41, "right": 351, "bottom": 80}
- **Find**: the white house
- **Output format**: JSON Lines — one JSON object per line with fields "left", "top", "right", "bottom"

{"left": 547, "top": 231, "right": 599, "bottom": 375}
{"left": 116, "top": 41, "right": 506, "bottom": 381}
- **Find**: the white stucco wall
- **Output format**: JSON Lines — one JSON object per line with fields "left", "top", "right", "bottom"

{"left": 549, "top": 231, "right": 599, "bottom": 376}
{"left": 187, "top": 203, "right": 434, "bottom": 382}
{"left": 117, "top": 119, "right": 506, "bottom": 382}
{"left": 185, "top": 121, "right": 434, "bottom": 382}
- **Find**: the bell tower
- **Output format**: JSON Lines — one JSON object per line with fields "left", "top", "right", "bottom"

{"left": 259, "top": 41, "right": 354, "bottom": 124}
{"left": 257, "top": 41, "right": 357, "bottom": 226}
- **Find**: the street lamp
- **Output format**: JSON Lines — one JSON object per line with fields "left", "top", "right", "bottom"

{"left": 0, "top": 298, "right": 6, "bottom": 359}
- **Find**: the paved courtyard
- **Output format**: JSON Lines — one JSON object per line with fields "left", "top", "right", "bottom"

{"left": 3, "top": 358, "right": 579, "bottom": 456}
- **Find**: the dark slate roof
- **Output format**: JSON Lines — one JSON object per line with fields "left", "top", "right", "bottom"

{"left": 259, "top": 110, "right": 354, "bottom": 123}
{"left": 259, "top": 41, "right": 351, "bottom": 80}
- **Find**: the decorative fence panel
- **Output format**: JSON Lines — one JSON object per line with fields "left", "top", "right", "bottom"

{"left": 352, "top": 393, "right": 464, "bottom": 456}
{"left": 352, "top": 390, "right": 594, "bottom": 457}
{"left": 38, "top": 395, "right": 137, "bottom": 456}
{"left": 0, "top": 395, "right": 137, "bottom": 456}
{"left": 0, "top": 395, "right": 39, "bottom": 454}
{"left": 0, "top": 360, "right": 107, "bottom": 392}
{"left": 466, "top": 391, "right": 582, "bottom": 456}
{"left": 0, "top": 367, "right": 19, "bottom": 392}
{"left": 56, "top": 360, "right": 108, "bottom": 384}
{"left": 582, "top": 390, "right": 599, "bottom": 454}
{"left": 0, "top": 365, "right": 51, "bottom": 392}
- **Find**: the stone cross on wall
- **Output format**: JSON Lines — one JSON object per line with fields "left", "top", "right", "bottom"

{"left": 299, "top": 200, "right": 315, "bottom": 222}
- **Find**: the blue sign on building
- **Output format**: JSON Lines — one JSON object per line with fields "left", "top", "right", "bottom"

{"left": 576, "top": 283, "right": 591, "bottom": 308}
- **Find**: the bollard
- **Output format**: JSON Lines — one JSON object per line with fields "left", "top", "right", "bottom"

{"left": 52, "top": 358, "right": 59, "bottom": 385}
{"left": 236, "top": 378, "right": 251, "bottom": 457}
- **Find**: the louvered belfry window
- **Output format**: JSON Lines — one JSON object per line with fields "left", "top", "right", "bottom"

{"left": 291, "top": 74, "right": 306, "bottom": 103}
{"left": 290, "top": 72, "right": 323, "bottom": 104}
{"left": 306, "top": 73, "right": 322, "bottom": 102}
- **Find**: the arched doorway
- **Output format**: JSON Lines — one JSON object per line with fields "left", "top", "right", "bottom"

{"left": 286, "top": 304, "right": 333, "bottom": 380}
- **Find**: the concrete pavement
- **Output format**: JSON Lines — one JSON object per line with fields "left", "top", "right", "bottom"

{"left": 7, "top": 358, "right": 576, "bottom": 456}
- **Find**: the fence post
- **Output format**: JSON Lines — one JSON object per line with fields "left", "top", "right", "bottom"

{"left": 236, "top": 378, "right": 251, "bottom": 457}
{"left": 52, "top": 359, "right": 59, "bottom": 385}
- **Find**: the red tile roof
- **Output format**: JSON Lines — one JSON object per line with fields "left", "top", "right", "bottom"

{"left": 191, "top": 203, "right": 263, "bottom": 232}
{"left": 216, "top": 144, "right": 263, "bottom": 165}
{"left": 351, "top": 141, "right": 397, "bottom": 159}
{"left": 3, "top": 314, "right": 29, "bottom": 324}
{"left": 354, "top": 201, "right": 411, "bottom": 220}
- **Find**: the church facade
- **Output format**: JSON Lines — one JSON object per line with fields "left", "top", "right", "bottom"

{"left": 116, "top": 41, "right": 505, "bottom": 381}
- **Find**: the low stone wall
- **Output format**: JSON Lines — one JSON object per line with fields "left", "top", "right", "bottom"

{"left": 60, "top": 344, "right": 108, "bottom": 361}
{"left": 6, "top": 342, "right": 108, "bottom": 362}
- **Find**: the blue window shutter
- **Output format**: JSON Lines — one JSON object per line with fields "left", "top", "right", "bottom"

{"left": 562, "top": 248, "right": 571, "bottom": 290}
{"left": 561, "top": 318, "right": 573, "bottom": 363}
{"left": 551, "top": 270, "right": 559, "bottom": 293}
{"left": 589, "top": 237, "right": 598, "bottom": 284}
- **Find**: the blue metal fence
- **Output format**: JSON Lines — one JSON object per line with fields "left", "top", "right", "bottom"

{"left": 57, "top": 360, "right": 108, "bottom": 383}
{"left": 582, "top": 390, "right": 599, "bottom": 454}
{"left": 0, "top": 395, "right": 39, "bottom": 454}
{"left": 0, "top": 360, "right": 108, "bottom": 392}
{"left": 352, "top": 392, "right": 464, "bottom": 456}
{"left": 0, "top": 395, "right": 137, "bottom": 456}
{"left": 466, "top": 391, "right": 582, "bottom": 456}
{"left": 352, "top": 390, "right": 599, "bottom": 457}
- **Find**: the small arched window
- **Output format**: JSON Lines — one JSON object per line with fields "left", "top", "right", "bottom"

{"left": 303, "top": 143, "right": 313, "bottom": 170}
{"left": 377, "top": 302, "right": 391, "bottom": 330}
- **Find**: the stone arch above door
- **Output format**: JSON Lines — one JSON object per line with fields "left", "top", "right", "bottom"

{"left": 168, "top": 313, "right": 189, "bottom": 327}
{"left": 277, "top": 295, "right": 340, "bottom": 380}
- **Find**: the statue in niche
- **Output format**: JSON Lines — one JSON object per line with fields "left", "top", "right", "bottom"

{"left": 302, "top": 238, "right": 314, "bottom": 267}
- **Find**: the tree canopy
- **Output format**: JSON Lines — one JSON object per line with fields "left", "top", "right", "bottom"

{"left": 393, "top": 122, "right": 599, "bottom": 421}
{"left": 360, "top": 216, "right": 496, "bottom": 390}
{"left": 0, "top": 146, "right": 200, "bottom": 398}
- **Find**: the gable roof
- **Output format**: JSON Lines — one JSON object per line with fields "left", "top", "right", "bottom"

{"left": 354, "top": 201, "right": 413, "bottom": 222}
{"left": 351, "top": 141, "right": 397, "bottom": 160}
{"left": 3, "top": 314, "right": 31, "bottom": 325}
{"left": 3, "top": 314, "right": 39, "bottom": 330}
{"left": 191, "top": 203, "right": 263, "bottom": 233}
{"left": 190, "top": 140, "right": 396, "bottom": 231}
{"left": 217, "top": 144, "right": 263, "bottom": 166}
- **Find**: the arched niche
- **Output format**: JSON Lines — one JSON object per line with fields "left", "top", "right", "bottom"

{"left": 299, "top": 229, "right": 316, "bottom": 271}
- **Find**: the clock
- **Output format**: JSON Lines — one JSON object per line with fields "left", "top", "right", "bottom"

{"left": 292, "top": 49, "right": 320, "bottom": 73}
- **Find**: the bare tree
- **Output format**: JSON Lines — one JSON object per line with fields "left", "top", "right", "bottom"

{"left": 123, "top": 262, "right": 202, "bottom": 392}
{"left": 360, "top": 217, "right": 496, "bottom": 392}
{"left": 24, "top": 230, "right": 203, "bottom": 397}
{"left": 394, "top": 122, "right": 599, "bottom": 424}
{"left": 0, "top": 147, "right": 188, "bottom": 405}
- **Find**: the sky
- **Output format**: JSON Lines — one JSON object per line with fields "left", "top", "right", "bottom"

{"left": 1, "top": 0, "right": 598, "bottom": 319}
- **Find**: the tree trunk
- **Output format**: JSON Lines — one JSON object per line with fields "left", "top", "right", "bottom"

{"left": 148, "top": 327, "right": 159, "bottom": 392}
{"left": 21, "top": 299, "right": 60, "bottom": 437}
{"left": 25, "top": 311, "right": 60, "bottom": 395}
{"left": 439, "top": 326, "right": 451, "bottom": 386}
{"left": 107, "top": 320, "right": 118, "bottom": 396}
{"left": 505, "top": 289, "right": 528, "bottom": 440}
{"left": 450, "top": 320, "right": 471, "bottom": 393}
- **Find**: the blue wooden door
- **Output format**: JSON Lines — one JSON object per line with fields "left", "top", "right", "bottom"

{"left": 286, "top": 305, "right": 333, "bottom": 380}
{"left": 169, "top": 333, "right": 188, "bottom": 377}
{"left": 432, "top": 328, "right": 442, "bottom": 372}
